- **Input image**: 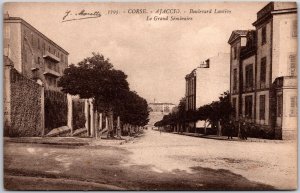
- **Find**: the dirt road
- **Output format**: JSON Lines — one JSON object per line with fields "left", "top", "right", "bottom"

{"left": 4, "top": 129, "right": 296, "bottom": 190}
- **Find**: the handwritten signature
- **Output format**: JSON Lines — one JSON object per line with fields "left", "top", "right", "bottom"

{"left": 62, "top": 9, "right": 101, "bottom": 22}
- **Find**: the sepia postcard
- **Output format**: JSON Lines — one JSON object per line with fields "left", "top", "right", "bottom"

{"left": 3, "top": 1, "right": 298, "bottom": 191}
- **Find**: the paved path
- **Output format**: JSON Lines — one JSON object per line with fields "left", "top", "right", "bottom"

{"left": 4, "top": 129, "right": 297, "bottom": 190}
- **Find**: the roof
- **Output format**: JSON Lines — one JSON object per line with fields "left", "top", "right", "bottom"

{"left": 227, "top": 30, "right": 251, "bottom": 44}
{"left": 253, "top": 2, "right": 297, "bottom": 27}
{"left": 4, "top": 16, "right": 69, "bottom": 55}
{"left": 149, "top": 103, "right": 175, "bottom": 105}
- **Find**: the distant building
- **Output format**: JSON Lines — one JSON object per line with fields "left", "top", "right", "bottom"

{"left": 148, "top": 102, "right": 176, "bottom": 113}
{"left": 148, "top": 102, "right": 176, "bottom": 127}
{"left": 228, "top": 2, "right": 297, "bottom": 139}
{"left": 185, "top": 53, "right": 230, "bottom": 130}
{"left": 4, "top": 13, "right": 69, "bottom": 91}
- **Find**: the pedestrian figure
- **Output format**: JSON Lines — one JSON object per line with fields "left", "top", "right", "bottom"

{"left": 240, "top": 120, "right": 246, "bottom": 140}
{"left": 227, "top": 120, "right": 234, "bottom": 140}
{"left": 159, "top": 127, "right": 162, "bottom": 135}
{"left": 244, "top": 123, "right": 248, "bottom": 140}
{"left": 240, "top": 121, "right": 249, "bottom": 140}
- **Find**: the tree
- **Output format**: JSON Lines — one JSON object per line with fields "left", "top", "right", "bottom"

{"left": 116, "top": 91, "right": 149, "bottom": 135}
{"left": 58, "top": 52, "right": 149, "bottom": 138}
{"left": 58, "top": 52, "right": 130, "bottom": 137}
{"left": 155, "top": 91, "right": 233, "bottom": 135}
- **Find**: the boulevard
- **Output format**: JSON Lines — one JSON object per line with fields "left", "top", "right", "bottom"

{"left": 4, "top": 129, "right": 296, "bottom": 190}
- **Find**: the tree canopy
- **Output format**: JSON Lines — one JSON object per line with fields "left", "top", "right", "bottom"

{"left": 155, "top": 91, "right": 233, "bottom": 127}
{"left": 58, "top": 52, "right": 149, "bottom": 127}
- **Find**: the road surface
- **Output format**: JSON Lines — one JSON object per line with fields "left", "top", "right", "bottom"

{"left": 4, "top": 129, "right": 297, "bottom": 190}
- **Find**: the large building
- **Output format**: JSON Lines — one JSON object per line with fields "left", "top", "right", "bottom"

{"left": 4, "top": 14, "right": 72, "bottom": 136}
{"left": 228, "top": 2, "right": 297, "bottom": 139}
{"left": 4, "top": 13, "right": 69, "bottom": 91}
{"left": 148, "top": 102, "right": 176, "bottom": 127}
{"left": 185, "top": 53, "right": 230, "bottom": 129}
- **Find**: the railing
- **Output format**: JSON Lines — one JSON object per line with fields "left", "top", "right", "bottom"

{"left": 43, "top": 51, "right": 60, "bottom": 63}
{"left": 43, "top": 67, "right": 60, "bottom": 77}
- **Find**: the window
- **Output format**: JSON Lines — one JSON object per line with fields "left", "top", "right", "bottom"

{"left": 233, "top": 69, "right": 237, "bottom": 91}
{"left": 289, "top": 54, "right": 297, "bottom": 76}
{"left": 245, "top": 96, "right": 253, "bottom": 118}
{"left": 290, "top": 96, "right": 297, "bottom": 117}
{"left": 259, "top": 95, "right": 266, "bottom": 120}
{"left": 277, "top": 94, "right": 282, "bottom": 117}
{"left": 232, "top": 98, "right": 237, "bottom": 118}
{"left": 262, "top": 26, "right": 266, "bottom": 45}
{"left": 245, "top": 64, "right": 253, "bottom": 88}
{"left": 48, "top": 46, "right": 51, "bottom": 52}
{"left": 38, "top": 38, "right": 40, "bottom": 49}
{"left": 292, "top": 20, "right": 297, "bottom": 37}
{"left": 234, "top": 46, "right": 237, "bottom": 59}
{"left": 260, "top": 57, "right": 267, "bottom": 83}
{"left": 43, "top": 43, "right": 45, "bottom": 54}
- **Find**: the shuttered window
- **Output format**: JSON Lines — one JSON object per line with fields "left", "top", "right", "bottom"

{"left": 260, "top": 57, "right": 267, "bottom": 83}
{"left": 262, "top": 26, "right": 267, "bottom": 45}
{"left": 259, "top": 95, "right": 266, "bottom": 120}
{"left": 289, "top": 54, "right": 297, "bottom": 76}
{"left": 245, "top": 64, "right": 253, "bottom": 88}
{"left": 233, "top": 69, "right": 237, "bottom": 91}
{"left": 290, "top": 96, "right": 297, "bottom": 117}
{"left": 245, "top": 96, "right": 253, "bottom": 118}
{"left": 277, "top": 94, "right": 282, "bottom": 117}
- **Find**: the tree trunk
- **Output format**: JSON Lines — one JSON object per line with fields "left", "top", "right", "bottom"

{"left": 99, "top": 113, "right": 102, "bottom": 139}
{"left": 95, "top": 110, "right": 98, "bottom": 139}
{"left": 117, "top": 116, "right": 121, "bottom": 138}
{"left": 107, "top": 107, "right": 114, "bottom": 138}
{"left": 217, "top": 120, "right": 222, "bottom": 136}
{"left": 105, "top": 116, "right": 108, "bottom": 138}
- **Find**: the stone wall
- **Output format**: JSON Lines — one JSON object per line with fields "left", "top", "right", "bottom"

{"left": 8, "top": 68, "right": 43, "bottom": 137}
{"left": 44, "top": 90, "right": 68, "bottom": 134}
{"left": 72, "top": 99, "right": 86, "bottom": 130}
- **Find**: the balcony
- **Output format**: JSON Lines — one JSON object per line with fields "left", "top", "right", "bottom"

{"left": 43, "top": 51, "right": 60, "bottom": 63}
{"left": 43, "top": 68, "right": 60, "bottom": 78}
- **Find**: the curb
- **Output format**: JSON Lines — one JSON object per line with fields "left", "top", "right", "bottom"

{"left": 173, "top": 132, "right": 285, "bottom": 143}
{"left": 4, "top": 138, "right": 90, "bottom": 146}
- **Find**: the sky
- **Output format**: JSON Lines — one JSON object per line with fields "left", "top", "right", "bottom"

{"left": 5, "top": 2, "right": 268, "bottom": 105}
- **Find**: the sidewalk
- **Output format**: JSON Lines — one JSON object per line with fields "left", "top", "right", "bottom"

{"left": 4, "top": 135, "right": 136, "bottom": 146}
{"left": 172, "top": 132, "right": 285, "bottom": 143}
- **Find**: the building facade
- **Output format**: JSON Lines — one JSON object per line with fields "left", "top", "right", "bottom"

{"left": 149, "top": 102, "right": 176, "bottom": 113}
{"left": 185, "top": 53, "right": 230, "bottom": 129}
{"left": 228, "top": 2, "right": 297, "bottom": 139}
{"left": 4, "top": 14, "right": 69, "bottom": 91}
{"left": 148, "top": 102, "right": 176, "bottom": 127}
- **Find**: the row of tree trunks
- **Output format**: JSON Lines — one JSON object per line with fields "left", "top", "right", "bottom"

{"left": 89, "top": 109, "right": 142, "bottom": 139}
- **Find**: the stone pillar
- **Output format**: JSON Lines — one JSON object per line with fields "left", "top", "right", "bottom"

{"left": 84, "top": 99, "right": 89, "bottom": 135}
{"left": 99, "top": 113, "right": 103, "bottom": 138}
{"left": 105, "top": 116, "right": 108, "bottom": 133}
{"left": 67, "top": 94, "right": 73, "bottom": 135}
{"left": 4, "top": 65, "right": 11, "bottom": 136}
{"left": 95, "top": 110, "right": 98, "bottom": 139}
{"left": 117, "top": 116, "right": 120, "bottom": 137}
{"left": 217, "top": 121, "right": 222, "bottom": 136}
{"left": 90, "top": 100, "right": 94, "bottom": 137}
{"left": 41, "top": 86, "right": 45, "bottom": 136}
